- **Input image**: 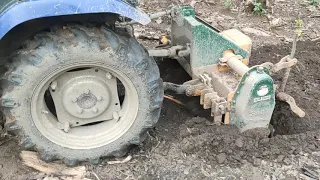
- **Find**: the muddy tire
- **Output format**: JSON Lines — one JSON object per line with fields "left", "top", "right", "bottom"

{"left": 1, "top": 24, "right": 163, "bottom": 165}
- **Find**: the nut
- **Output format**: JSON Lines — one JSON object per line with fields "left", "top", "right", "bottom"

{"left": 92, "top": 107, "right": 98, "bottom": 113}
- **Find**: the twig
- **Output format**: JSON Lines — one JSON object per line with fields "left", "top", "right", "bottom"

{"left": 280, "top": 3, "right": 301, "bottom": 92}
{"left": 150, "top": 140, "right": 161, "bottom": 153}
{"left": 107, "top": 155, "right": 132, "bottom": 165}
{"left": 310, "top": 14, "right": 320, "bottom": 18}
{"left": 279, "top": 34, "right": 298, "bottom": 92}
{"left": 0, "top": 137, "right": 13, "bottom": 146}
{"left": 164, "top": 95, "right": 184, "bottom": 105}
{"left": 136, "top": 34, "right": 159, "bottom": 41}
{"left": 91, "top": 171, "right": 101, "bottom": 180}
{"left": 20, "top": 151, "right": 87, "bottom": 179}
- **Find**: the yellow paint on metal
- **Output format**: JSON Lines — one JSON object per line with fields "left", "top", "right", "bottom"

{"left": 160, "top": 34, "right": 169, "bottom": 45}
{"left": 224, "top": 92, "right": 235, "bottom": 124}
{"left": 219, "top": 29, "right": 252, "bottom": 71}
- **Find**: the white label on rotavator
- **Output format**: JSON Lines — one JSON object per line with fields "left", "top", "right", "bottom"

{"left": 254, "top": 95, "right": 271, "bottom": 103}
{"left": 257, "top": 85, "right": 269, "bottom": 97}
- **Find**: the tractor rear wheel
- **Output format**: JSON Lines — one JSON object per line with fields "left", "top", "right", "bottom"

{"left": 1, "top": 24, "right": 163, "bottom": 165}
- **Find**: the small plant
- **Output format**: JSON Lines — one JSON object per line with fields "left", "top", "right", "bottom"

{"left": 295, "top": 19, "right": 303, "bottom": 37}
{"left": 253, "top": 2, "right": 267, "bottom": 14}
{"left": 310, "top": 0, "right": 319, "bottom": 6}
{"left": 224, "top": 0, "right": 233, "bottom": 9}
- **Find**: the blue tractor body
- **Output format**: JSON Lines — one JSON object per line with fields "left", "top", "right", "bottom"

{"left": 0, "top": 0, "right": 149, "bottom": 39}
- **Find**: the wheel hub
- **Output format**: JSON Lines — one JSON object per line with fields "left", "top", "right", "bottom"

{"left": 50, "top": 68, "right": 121, "bottom": 127}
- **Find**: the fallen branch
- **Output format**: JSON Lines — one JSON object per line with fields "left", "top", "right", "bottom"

{"left": 164, "top": 95, "right": 184, "bottom": 105}
{"left": 107, "top": 155, "right": 132, "bottom": 165}
{"left": 136, "top": 34, "right": 159, "bottom": 41}
{"left": 20, "top": 151, "right": 89, "bottom": 180}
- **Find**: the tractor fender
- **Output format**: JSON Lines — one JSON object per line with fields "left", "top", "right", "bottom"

{"left": 0, "top": 0, "right": 150, "bottom": 39}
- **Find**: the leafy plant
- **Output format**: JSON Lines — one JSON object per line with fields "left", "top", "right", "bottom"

{"left": 310, "top": 0, "right": 319, "bottom": 6}
{"left": 224, "top": 0, "right": 233, "bottom": 9}
{"left": 253, "top": 2, "right": 267, "bottom": 14}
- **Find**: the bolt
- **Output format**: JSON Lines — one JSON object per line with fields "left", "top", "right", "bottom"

{"left": 257, "top": 66, "right": 264, "bottom": 73}
{"left": 106, "top": 72, "right": 113, "bottom": 80}
{"left": 77, "top": 108, "right": 83, "bottom": 114}
{"left": 236, "top": 91, "right": 240, "bottom": 94}
{"left": 113, "top": 111, "right": 120, "bottom": 121}
{"left": 50, "top": 81, "right": 57, "bottom": 91}
{"left": 41, "top": 110, "right": 49, "bottom": 114}
{"left": 97, "top": 96, "right": 103, "bottom": 101}
{"left": 63, "top": 122, "right": 70, "bottom": 133}
{"left": 71, "top": 97, "right": 77, "bottom": 103}
{"left": 84, "top": 89, "right": 90, "bottom": 94}
{"left": 92, "top": 107, "right": 98, "bottom": 113}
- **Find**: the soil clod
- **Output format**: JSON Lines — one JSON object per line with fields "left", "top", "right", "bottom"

{"left": 217, "top": 153, "right": 227, "bottom": 164}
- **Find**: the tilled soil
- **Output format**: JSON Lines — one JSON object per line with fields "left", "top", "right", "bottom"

{"left": 84, "top": 41, "right": 320, "bottom": 180}
{"left": 251, "top": 41, "right": 320, "bottom": 135}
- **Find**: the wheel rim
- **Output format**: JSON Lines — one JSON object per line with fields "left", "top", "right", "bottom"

{"left": 31, "top": 63, "right": 139, "bottom": 149}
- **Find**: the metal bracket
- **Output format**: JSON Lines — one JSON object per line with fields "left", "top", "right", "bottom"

{"left": 260, "top": 55, "right": 298, "bottom": 74}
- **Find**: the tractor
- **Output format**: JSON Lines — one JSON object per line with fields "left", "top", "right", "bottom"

{"left": 0, "top": 0, "right": 304, "bottom": 166}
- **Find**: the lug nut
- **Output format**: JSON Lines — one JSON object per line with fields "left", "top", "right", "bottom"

{"left": 41, "top": 110, "right": 49, "bottom": 114}
{"left": 77, "top": 108, "right": 83, "bottom": 114}
{"left": 257, "top": 66, "right": 264, "bottom": 73}
{"left": 50, "top": 81, "right": 58, "bottom": 91}
{"left": 92, "top": 107, "right": 98, "bottom": 113}
{"left": 63, "top": 122, "right": 70, "bottom": 133}
{"left": 72, "top": 97, "right": 77, "bottom": 103}
{"left": 97, "top": 96, "right": 103, "bottom": 101}
{"left": 113, "top": 111, "right": 120, "bottom": 121}
{"left": 84, "top": 89, "right": 90, "bottom": 94}
{"left": 106, "top": 72, "right": 113, "bottom": 80}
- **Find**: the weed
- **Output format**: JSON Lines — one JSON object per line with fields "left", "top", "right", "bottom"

{"left": 310, "top": 0, "right": 319, "bottom": 6}
{"left": 224, "top": 0, "right": 233, "bottom": 9}
{"left": 253, "top": 2, "right": 267, "bottom": 14}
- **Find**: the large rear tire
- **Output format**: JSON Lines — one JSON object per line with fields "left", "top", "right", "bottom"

{"left": 1, "top": 24, "right": 163, "bottom": 165}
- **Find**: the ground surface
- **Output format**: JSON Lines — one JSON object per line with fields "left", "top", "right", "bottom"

{"left": 1, "top": 0, "right": 320, "bottom": 180}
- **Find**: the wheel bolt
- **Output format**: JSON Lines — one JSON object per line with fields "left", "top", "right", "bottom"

{"left": 50, "top": 81, "right": 57, "bottom": 91}
{"left": 92, "top": 107, "right": 98, "bottom": 113}
{"left": 72, "top": 97, "right": 77, "bottom": 103}
{"left": 63, "top": 122, "right": 70, "bottom": 133}
{"left": 84, "top": 89, "right": 90, "bottom": 94}
{"left": 77, "top": 108, "right": 83, "bottom": 114}
{"left": 113, "top": 111, "right": 120, "bottom": 121}
{"left": 257, "top": 66, "right": 264, "bottom": 73}
{"left": 41, "top": 110, "right": 49, "bottom": 114}
{"left": 106, "top": 72, "right": 113, "bottom": 80}
{"left": 97, "top": 96, "right": 103, "bottom": 101}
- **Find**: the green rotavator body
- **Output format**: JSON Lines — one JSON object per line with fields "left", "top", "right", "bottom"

{"left": 166, "top": 6, "right": 279, "bottom": 132}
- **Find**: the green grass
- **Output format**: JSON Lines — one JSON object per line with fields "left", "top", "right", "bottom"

{"left": 310, "top": 0, "right": 319, "bottom": 6}
{"left": 253, "top": 2, "right": 267, "bottom": 14}
{"left": 223, "top": 0, "right": 233, "bottom": 9}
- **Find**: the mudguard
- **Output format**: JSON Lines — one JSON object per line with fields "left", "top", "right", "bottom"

{"left": 0, "top": 0, "right": 150, "bottom": 39}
